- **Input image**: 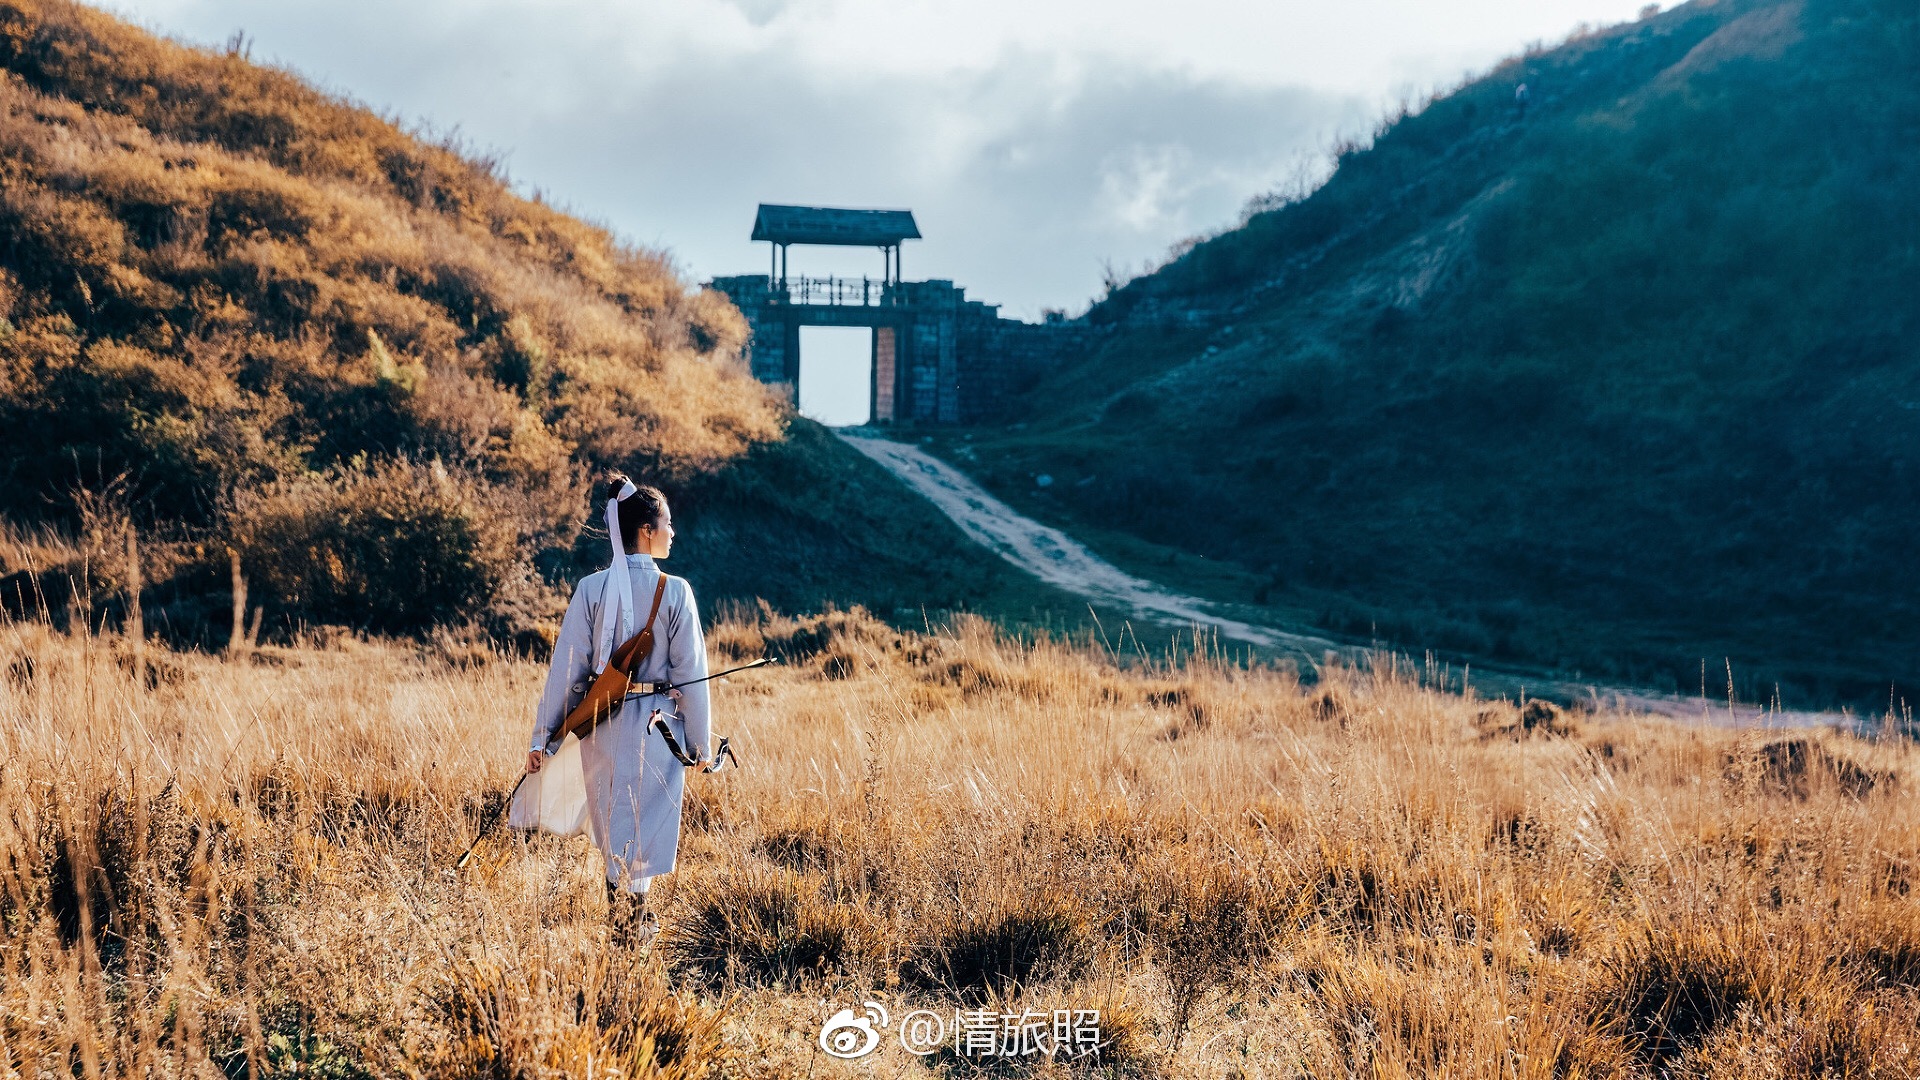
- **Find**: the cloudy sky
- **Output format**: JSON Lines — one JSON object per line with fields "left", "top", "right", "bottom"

{"left": 106, "top": 0, "right": 1660, "bottom": 317}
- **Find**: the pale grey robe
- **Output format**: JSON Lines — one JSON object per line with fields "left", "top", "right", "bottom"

{"left": 521, "top": 553, "right": 711, "bottom": 889}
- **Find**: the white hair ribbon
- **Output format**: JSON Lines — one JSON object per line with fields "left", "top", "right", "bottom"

{"left": 591, "top": 479, "right": 639, "bottom": 673}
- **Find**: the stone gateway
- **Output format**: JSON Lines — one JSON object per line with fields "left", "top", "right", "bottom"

{"left": 706, "top": 204, "right": 1092, "bottom": 425}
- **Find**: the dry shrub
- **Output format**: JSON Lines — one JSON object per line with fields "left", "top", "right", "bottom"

{"left": 705, "top": 601, "right": 901, "bottom": 678}
{"left": 1077, "top": 990, "right": 1156, "bottom": 1074}
{"left": 111, "top": 636, "right": 187, "bottom": 687}
{"left": 1851, "top": 898, "right": 1920, "bottom": 989}
{"left": 660, "top": 866, "right": 872, "bottom": 989}
{"left": 229, "top": 458, "right": 522, "bottom": 635}
{"left": 1474, "top": 697, "right": 1580, "bottom": 740}
{"left": 420, "top": 955, "right": 733, "bottom": 1080}
{"left": 1723, "top": 735, "right": 1894, "bottom": 800}
{"left": 1142, "top": 679, "right": 1211, "bottom": 739}
{"left": 1136, "top": 865, "right": 1273, "bottom": 1052}
{"left": 1486, "top": 800, "right": 1554, "bottom": 858}
{"left": 929, "top": 654, "right": 1021, "bottom": 696}
{"left": 1669, "top": 996, "right": 1920, "bottom": 1079}
{"left": 1311, "top": 686, "right": 1352, "bottom": 727}
{"left": 904, "top": 895, "right": 1096, "bottom": 1004}
{"left": 1587, "top": 916, "right": 1920, "bottom": 1075}
{"left": 1295, "top": 944, "right": 1493, "bottom": 1076}
{"left": 912, "top": 642, "right": 1055, "bottom": 701}
{"left": 751, "top": 806, "right": 840, "bottom": 875}
{"left": 1051, "top": 800, "right": 1195, "bottom": 868}
{"left": 1303, "top": 838, "right": 1398, "bottom": 934}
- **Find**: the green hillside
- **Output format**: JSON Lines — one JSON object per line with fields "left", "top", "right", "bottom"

{"left": 0, "top": 0, "right": 1081, "bottom": 649}
{"left": 941, "top": 0, "right": 1920, "bottom": 706}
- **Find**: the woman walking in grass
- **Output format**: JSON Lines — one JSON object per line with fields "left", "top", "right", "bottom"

{"left": 519, "top": 475, "right": 712, "bottom": 945}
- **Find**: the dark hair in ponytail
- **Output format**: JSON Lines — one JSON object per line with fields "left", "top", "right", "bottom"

{"left": 603, "top": 473, "right": 667, "bottom": 549}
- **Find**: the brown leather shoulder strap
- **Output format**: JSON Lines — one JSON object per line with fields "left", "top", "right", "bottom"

{"left": 640, "top": 573, "right": 667, "bottom": 632}
{"left": 607, "top": 574, "right": 669, "bottom": 673}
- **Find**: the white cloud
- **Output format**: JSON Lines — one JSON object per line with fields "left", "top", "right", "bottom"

{"left": 1098, "top": 144, "right": 1191, "bottom": 233}
{"left": 102, "top": 0, "right": 1654, "bottom": 318}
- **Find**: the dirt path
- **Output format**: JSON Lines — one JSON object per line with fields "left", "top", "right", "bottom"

{"left": 839, "top": 430, "right": 1852, "bottom": 729}
{"left": 839, "top": 430, "right": 1342, "bottom": 657}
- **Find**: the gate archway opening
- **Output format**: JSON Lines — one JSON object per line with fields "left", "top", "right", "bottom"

{"left": 797, "top": 325, "right": 874, "bottom": 427}
{"left": 709, "top": 203, "right": 1092, "bottom": 425}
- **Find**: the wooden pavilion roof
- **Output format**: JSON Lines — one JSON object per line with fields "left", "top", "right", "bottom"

{"left": 751, "top": 204, "right": 921, "bottom": 247}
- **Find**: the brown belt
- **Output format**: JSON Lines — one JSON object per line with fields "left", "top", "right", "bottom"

{"left": 568, "top": 679, "right": 672, "bottom": 698}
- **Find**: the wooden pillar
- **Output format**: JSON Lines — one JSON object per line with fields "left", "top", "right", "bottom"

{"left": 872, "top": 325, "right": 896, "bottom": 423}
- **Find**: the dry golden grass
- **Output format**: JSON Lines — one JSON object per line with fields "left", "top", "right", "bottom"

{"left": 0, "top": 0, "right": 785, "bottom": 488}
{"left": 4, "top": 606, "right": 1918, "bottom": 1078}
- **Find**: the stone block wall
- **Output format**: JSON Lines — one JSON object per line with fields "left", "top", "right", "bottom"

{"left": 956, "top": 317, "right": 1098, "bottom": 422}
{"left": 705, "top": 275, "right": 1099, "bottom": 425}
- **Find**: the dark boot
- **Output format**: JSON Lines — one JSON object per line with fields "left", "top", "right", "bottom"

{"left": 606, "top": 881, "right": 656, "bottom": 948}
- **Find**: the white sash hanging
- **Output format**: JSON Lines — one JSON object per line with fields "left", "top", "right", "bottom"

{"left": 590, "top": 480, "right": 638, "bottom": 673}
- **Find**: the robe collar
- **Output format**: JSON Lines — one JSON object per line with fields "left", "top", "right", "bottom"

{"left": 593, "top": 550, "right": 659, "bottom": 673}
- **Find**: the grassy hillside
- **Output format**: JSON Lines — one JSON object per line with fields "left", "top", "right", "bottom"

{"left": 951, "top": 0, "right": 1920, "bottom": 707}
{"left": 644, "top": 418, "right": 1113, "bottom": 637}
{"left": 0, "top": 0, "right": 1076, "bottom": 647}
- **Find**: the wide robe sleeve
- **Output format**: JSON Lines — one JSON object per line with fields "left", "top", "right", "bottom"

{"left": 530, "top": 579, "right": 596, "bottom": 752}
{"left": 666, "top": 576, "right": 711, "bottom": 763}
